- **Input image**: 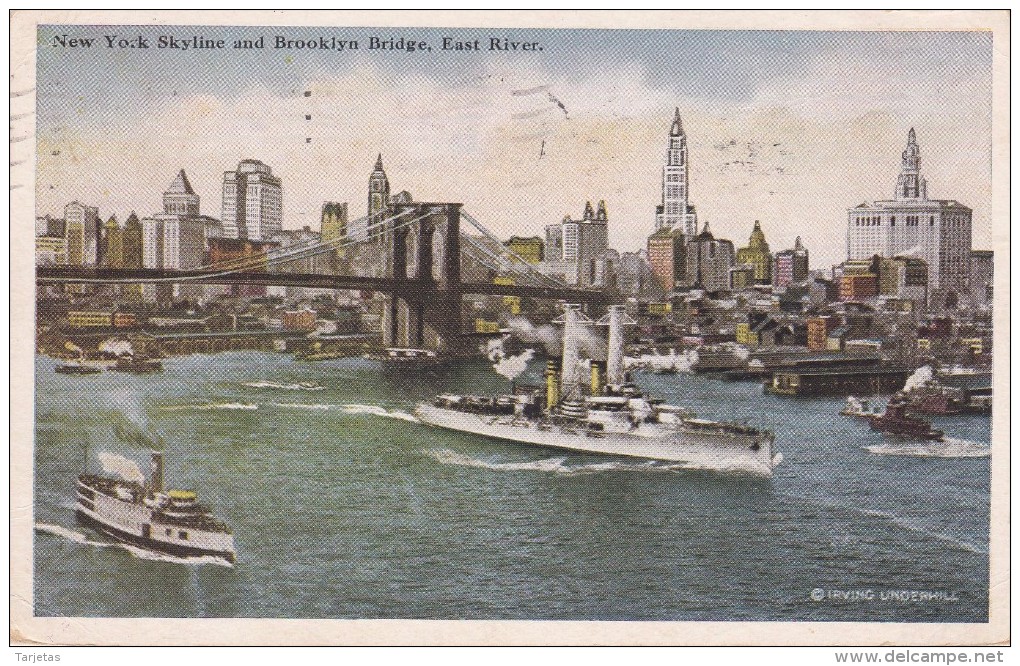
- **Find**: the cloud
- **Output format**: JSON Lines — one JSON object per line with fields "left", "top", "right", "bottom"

{"left": 35, "top": 47, "right": 992, "bottom": 271}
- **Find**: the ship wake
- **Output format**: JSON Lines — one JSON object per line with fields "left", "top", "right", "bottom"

{"left": 241, "top": 380, "right": 325, "bottom": 391}
{"left": 34, "top": 523, "right": 234, "bottom": 567}
{"left": 162, "top": 402, "right": 259, "bottom": 412}
{"left": 864, "top": 437, "right": 990, "bottom": 458}
{"left": 427, "top": 448, "right": 687, "bottom": 476}
{"left": 337, "top": 403, "right": 420, "bottom": 423}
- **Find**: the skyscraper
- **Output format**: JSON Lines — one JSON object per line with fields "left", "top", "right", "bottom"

{"left": 773, "top": 236, "right": 810, "bottom": 287}
{"left": 541, "top": 200, "right": 610, "bottom": 286}
{"left": 100, "top": 215, "right": 123, "bottom": 268}
{"left": 736, "top": 220, "right": 773, "bottom": 285}
{"left": 367, "top": 154, "right": 391, "bottom": 229}
{"left": 63, "top": 201, "right": 100, "bottom": 266}
{"left": 846, "top": 128, "right": 972, "bottom": 301}
{"left": 221, "top": 159, "right": 283, "bottom": 240}
{"left": 163, "top": 169, "right": 200, "bottom": 216}
{"left": 654, "top": 108, "right": 698, "bottom": 236}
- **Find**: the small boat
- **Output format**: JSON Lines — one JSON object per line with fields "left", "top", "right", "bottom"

{"left": 55, "top": 363, "right": 102, "bottom": 375}
{"left": 840, "top": 396, "right": 883, "bottom": 419}
{"left": 364, "top": 347, "right": 441, "bottom": 367}
{"left": 867, "top": 393, "right": 944, "bottom": 441}
{"left": 110, "top": 354, "right": 163, "bottom": 374}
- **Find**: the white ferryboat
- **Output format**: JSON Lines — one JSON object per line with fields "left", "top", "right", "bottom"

{"left": 75, "top": 451, "right": 236, "bottom": 563}
{"left": 416, "top": 306, "right": 780, "bottom": 477}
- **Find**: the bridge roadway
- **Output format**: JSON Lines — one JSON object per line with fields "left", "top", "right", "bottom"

{"left": 35, "top": 267, "right": 607, "bottom": 303}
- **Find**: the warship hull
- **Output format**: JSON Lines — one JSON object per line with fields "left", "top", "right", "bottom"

{"left": 415, "top": 404, "right": 778, "bottom": 477}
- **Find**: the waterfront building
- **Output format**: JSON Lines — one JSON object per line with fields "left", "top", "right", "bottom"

{"left": 807, "top": 316, "right": 838, "bottom": 351}
{"left": 64, "top": 201, "right": 100, "bottom": 266}
{"left": 774, "top": 236, "right": 809, "bottom": 287}
{"left": 66, "top": 311, "right": 115, "bottom": 328}
{"left": 840, "top": 273, "right": 879, "bottom": 301}
{"left": 221, "top": 159, "right": 283, "bottom": 240}
{"left": 541, "top": 200, "right": 609, "bottom": 287}
{"left": 846, "top": 128, "right": 972, "bottom": 302}
{"left": 506, "top": 236, "right": 544, "bottom": 264}
{"left": 36, "top": 215, "right": 65, "bottom": 238}
{"left": 877, "top": 256, "right": 928, "bottom": 306}
{"left": 654, "top": 107, "right": 698, "bottom": 236}
{"left": 735, "top": 220, "right": 773, "bottom": 285}
{"left": 969, "top": 250, "right": 993, "bottom": 306}
{"left": 684, "top": 221, "right": 735, "bottom": 292}
{"left": 282, "top": 308, "right": 318, "bottom": 332}
{"left": 35, "top": 236, "right": 67, "bottom": 266}
{"left": 646, "top": 227, "right": 686, "bottom": 293}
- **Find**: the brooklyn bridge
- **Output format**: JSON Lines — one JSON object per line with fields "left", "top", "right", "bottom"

{"left": 36, "top": 202, "right": 608, "bottom": 354}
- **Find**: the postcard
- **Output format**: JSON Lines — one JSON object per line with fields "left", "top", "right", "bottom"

{"left": 10, "top": 9, "right": 1009, "bottom": 647}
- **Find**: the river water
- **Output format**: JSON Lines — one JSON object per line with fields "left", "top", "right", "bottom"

{"left": 32, "top": 352, "right": 991, "bottom": 621}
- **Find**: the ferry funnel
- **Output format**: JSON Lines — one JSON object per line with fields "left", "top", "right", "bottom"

{"left": 150, "top": 451, "right": 164, "bottom": 494}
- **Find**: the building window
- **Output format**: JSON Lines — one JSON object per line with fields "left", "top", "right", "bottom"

{"left": 890, "top": 216, "right": 895, "bottom": 226}
{"left": 179, "top": 531, "right": 188, "bottom": 540}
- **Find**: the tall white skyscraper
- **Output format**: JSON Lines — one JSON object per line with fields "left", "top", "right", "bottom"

{"left": 654, "top": 107, "right": 698, "bottom": 236}
{"left": 846, "top": 128, "right": 972, "bottom": 298}
{"left": 221, "top": 159, "right": 283, "bottom": 240}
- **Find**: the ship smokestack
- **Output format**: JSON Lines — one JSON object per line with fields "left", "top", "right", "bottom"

{"left": 590, "top": 360, "right": 605, "bottom": 396}
{"left": 545, "top": 360, "right": 560, "bottom": 410}
{"left": 150, "top": 451, "right": 164, "bottom": 494}
{"left": 560, "top": 304, "right": 583, "bottom": 399}
{"left": 606, "top": 305, "right": 627, "bottom": 386}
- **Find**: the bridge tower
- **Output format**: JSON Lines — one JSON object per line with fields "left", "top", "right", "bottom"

{"left": 379, "top": 201, "right": 463, "bottom": 354}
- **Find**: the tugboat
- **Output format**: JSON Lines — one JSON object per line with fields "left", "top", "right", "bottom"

{"left": 110, "top": 354, "right": 163, "bottom": 374}
{"left": 75, "top": 450, "right": 236, "bottom": 563}
{"left": 416, "top": 305, "right": 781, "bottom": 477}
{"left": 867, "top": 393, "right": 944, "bottom": 441}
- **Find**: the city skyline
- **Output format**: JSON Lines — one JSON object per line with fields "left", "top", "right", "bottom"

{"left": 35, "top": 26, "right": 993, "bottom": 269}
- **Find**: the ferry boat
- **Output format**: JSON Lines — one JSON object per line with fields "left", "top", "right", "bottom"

{"left": 415, "top": 306, "right": 781, "bottom": 477}
{"left": 75, "top": 451, "right": 236, "bottom": 563}
{"left": 867, "top": 393, "right": 944, "bottom": 442}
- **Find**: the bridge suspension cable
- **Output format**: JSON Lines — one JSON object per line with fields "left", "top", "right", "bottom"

{"left": 460, "top": 209, "right": 566, "bottom": 288}
{"left": 459, "top": 235, "right": 549, "bottom": 287}
{"left": 58, "top": 209, "right": 441, "bottom": 285}
{"left": 193, "top": 208, "right": 416, "bottom": 273}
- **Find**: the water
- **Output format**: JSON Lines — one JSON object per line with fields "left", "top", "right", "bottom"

{"left": 32, "top": 352, "right": 991, "bottom": 621}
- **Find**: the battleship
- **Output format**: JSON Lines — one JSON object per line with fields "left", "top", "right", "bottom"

{"left": 75, "top": 451, "right": 236, "bottom": 563}
{"left": 416, "top": 305, "right": 781, "bottom": 476}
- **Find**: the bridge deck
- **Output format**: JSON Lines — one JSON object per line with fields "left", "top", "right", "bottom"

{"left": 35, "top": 267, "right": 605, "bottom": 302}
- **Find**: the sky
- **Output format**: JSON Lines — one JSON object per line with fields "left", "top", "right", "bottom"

{"left": 32, "top": 25, "right": 994, "bottom": 269}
